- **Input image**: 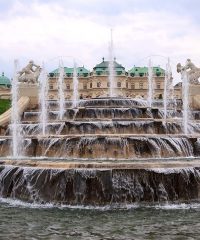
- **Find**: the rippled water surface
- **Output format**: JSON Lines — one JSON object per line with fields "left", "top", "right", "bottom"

{"left": 0, "top": 200, "right": 200, "bottom": 240}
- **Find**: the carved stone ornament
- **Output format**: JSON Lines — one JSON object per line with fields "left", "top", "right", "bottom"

{"left": 177, "top": 59, "right": 200, "bottom": 84}
{"left": 18, "top": 60, "right": 42, "bottom": 84}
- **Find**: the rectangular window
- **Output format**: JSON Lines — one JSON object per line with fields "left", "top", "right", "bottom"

{"left": 49, "top": 85, "right": 53, "bottom": 90}
{"left": 157, "top": 83, "right": 161, "bottom": 89}
{"left": 66, "top": 85, "right": 70, "bottom": 90}
{"left": 90, "top": 82, "right": 92, "bottom": 88}
{"left": 107, "top": 82, "right": 110, "bottom": 87}
{"left": 117, "top": 82, "right": 121, "bottom": 88}
{"left": 97, "top": 82, "right": 101, "bottom": 88}
{"left": 83, "top": 84, "right": 87, "bottom": 89}
{"left": 139, "top": 83, "right": 143, "bottom": 89}
{"left": 126, "top": 82, "right": 128, "bottom": 88}
{"left": 131, "top": 83, "right": 135, "bottom": 89}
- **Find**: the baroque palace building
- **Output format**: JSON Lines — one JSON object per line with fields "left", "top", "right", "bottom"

{"left": 0, "top": 58, "right": 178, "bottom": 100}
{"left": 48, "top": 58, "right": 170, "bottom": 100}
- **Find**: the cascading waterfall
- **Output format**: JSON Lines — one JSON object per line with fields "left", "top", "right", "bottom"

{"left": 2, "top": 54, "right": 200, "bottom": 208}
{"left": 10, "top": 59, "right": 23, "bottom": 158}
{"left": 39, "top": 64, "right": 49, "bottom": 136}
{"left": 147, "top": 59, "right": 154, "bottom": 107}
{"left": 108, "top": 29, "right": 115, "bottom": 97}
{"left": 1, "top": 165, "right": 200, "bottom": 205}
{"left": 58, "top": 59, "right": 65, "bottom": 119}
{"left": 72, "top": 61, "right": 79, "bottom": 108}
{"left": 182, "top": 68, "right": 189, "bottom": 135}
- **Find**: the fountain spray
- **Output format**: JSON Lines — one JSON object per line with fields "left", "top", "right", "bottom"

{"left": 58, "top": 59, "right": 65, "bottom": 119}
{"left": 163, "top": 58, "right": 172, "bottom": 122}
{"left": 72, "top": 61, "right": 79, "bottom": 108}
{"left": 11, "top": 59, "right": 23, "bottom": 158}
{"left": 108, "top": 29, "right": 115, "bottom": 97}
{"left": 182, "top": 65, "right": 189, "bottom": 135}
{"left": 39, "top": 63, "right": 49, "bottom": 136}
{"left": 147, "top": 59, "right": 154, "bottom": 107}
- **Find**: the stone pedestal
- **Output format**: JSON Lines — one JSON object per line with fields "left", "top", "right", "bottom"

{"left": 189, "top": 84, "right": 200, "bottom": 110}
{"left": 18, "top": 83, "right": 39, "bottom": 107}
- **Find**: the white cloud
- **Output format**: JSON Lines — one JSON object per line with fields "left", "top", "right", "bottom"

{"left": 0, "top": 0, "right": 200, "bottom": 84}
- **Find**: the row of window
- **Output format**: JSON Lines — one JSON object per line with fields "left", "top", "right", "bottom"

{"left": 49, "top": 72, "right": 164, "bottom": 78}
{"left": 49, "top": 73, "right": 89, "bottom": 78}
{"left": 96, "top": 71, "right": 124, "bottom": 76}
{"left": 130, "top": 72, "right": 164, "bottom": 77}
{"left": 49, "top": 82, "right": 161, "bottom": 90}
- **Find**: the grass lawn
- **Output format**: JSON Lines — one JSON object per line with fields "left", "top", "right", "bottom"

{"left": 0, "top": 99, "right": 11, "bottom": 114}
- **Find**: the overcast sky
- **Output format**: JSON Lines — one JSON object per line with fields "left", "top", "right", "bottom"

{"left": 0, "top": 0, "right": 200, "bottom": 83}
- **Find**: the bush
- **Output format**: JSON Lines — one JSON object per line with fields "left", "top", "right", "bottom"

{"left": 0, "top": 99, "right": 11, "bottom": 114}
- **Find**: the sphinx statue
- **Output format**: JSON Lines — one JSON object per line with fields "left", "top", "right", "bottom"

{"left": 18, "top": 60, "right": 42, "bottom": 84}
{"left": 177, "top": 59, "right": 200, "bottom": 84}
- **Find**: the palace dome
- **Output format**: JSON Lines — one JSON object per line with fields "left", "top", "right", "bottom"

{"left": 0, "top": 72, "right": 11, "bottom": 88}
{"left": 93, "top": 58, "right": 126, "bottom": 76}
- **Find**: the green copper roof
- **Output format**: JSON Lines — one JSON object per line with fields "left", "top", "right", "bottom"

{"left": 93, "top": 58, "right": 126, "bottom": 76}
{"left": 50, "top": 66, "right": 90, "bottom": 75}
{"left": 93, "top": 58, "right": 125, "bottom": 70}
{"left": 0, "top": 72, "right": 11, "bottom": 86}
{"left": 129, "top": 66, "right": 165, "bottom": 76}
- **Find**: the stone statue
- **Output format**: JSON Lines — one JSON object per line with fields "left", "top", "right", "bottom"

{"left": 177, "top": 59, "right": 200, "bottom": 84}
{"left": 18, "top": 60, "right": 42, "bottom": 84}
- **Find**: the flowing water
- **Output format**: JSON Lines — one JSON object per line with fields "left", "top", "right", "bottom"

{"left": 1, "top": 200, "right": 200, "bottom": 239}
{"left": 3, "top": 58, "right": 200, "bottom": 239}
